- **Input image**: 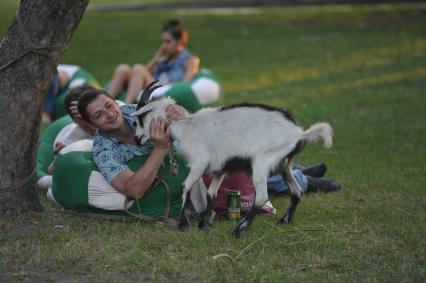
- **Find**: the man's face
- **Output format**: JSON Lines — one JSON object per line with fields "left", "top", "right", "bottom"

{"left": 85, "top": 95, "right": 123, "bottom": 132}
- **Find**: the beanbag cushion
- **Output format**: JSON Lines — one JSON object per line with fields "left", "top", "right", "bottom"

{"left": 160, "top": 69, "right": 224, "bottom": 112}
{"left": 51, "top": 149, "right": 197, "bottom": 218}
{"left": 36, "top": 115, "right": 72, "bottom": 188}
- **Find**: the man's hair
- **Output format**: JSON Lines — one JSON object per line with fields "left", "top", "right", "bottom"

{"left": 64, "top": 85, "right": 97, "bottom": 118}
{"left": 77, "top": 87, "right": 113, "bottom": 122}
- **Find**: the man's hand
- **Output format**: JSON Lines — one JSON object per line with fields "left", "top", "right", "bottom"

{"left": 150, "top": 117, "right": 171, "bottom": 151}
{"left": 165, "top": 104, "right": 186, "bottom": 125}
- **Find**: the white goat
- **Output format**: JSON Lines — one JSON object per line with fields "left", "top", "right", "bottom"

{"left": 132, "top": 82, "right": 333, "bottom": 237}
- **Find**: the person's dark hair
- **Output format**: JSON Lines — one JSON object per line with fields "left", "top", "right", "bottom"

{"left": 77, "top": 88, "right": 112, "bottom": 122}
{"left": 162, "top": 19, "right": 189, "bottom": 46}
{"left": 64, "top": 85, "right": 96, "bottom": 118}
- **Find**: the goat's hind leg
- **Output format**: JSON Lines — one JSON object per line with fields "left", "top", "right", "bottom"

{"left": 198, "top": 173, "right": 227, "bottom": 230}
{"left": 178, "top": 166, "right": 206, "bottom": 230}
{"left": 232, "top": 165, "right": 269, "bottom": 237}
{"left": 279, "top": 161, "right": 303, "bottom": 224}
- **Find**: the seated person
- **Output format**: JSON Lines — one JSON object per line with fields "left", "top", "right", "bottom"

{"left": 42, "top": 75, "right": 60, "bottom": 124}
{"left": 108, "top": 19, "right": 200, "bottom": 104}
{"left": 42, "top": 64, "right": 91, "bottom": 123}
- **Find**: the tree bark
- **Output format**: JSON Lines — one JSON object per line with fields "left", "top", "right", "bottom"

{"left": 0, "top": 0, "right": 89, "bottom": 212}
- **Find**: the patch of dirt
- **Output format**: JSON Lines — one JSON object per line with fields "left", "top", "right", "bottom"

{"left": 1, "top": 264, "right": 151, "bottom": 283}
{"left": 1, "top": 265, "right": 86, "bottom": 283}
{"left": 0, "top": 211, "right": 43, "bottom": 238}
{"left": 0, "top": 251, "right": 152, "bottom": 283}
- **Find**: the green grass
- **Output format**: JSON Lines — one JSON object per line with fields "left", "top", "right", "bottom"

{"left": 1, "top": 3, "right": 426, "bottom": 282}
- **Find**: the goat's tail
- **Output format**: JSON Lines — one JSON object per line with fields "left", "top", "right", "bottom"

{"left": 302, "top": 123, "right": 333, "bottom": 148}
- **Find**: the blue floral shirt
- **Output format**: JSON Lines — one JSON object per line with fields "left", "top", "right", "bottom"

{"left": 92, "top": 104, "right": 153, "bottom": 183}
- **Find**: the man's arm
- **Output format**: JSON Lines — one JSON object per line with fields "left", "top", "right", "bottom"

{"left": 111, "top": 117, "right": 170, "bottom": 199}
{"left": 111, "top": 146, "right": 167, "bottom": 199}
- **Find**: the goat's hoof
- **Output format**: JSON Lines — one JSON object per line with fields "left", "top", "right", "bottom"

{"left": 278, "top": 213, "right": 292, "bottom": 225}
{"left": 178, "top": 217, "right": 190, "bottom": 230}
{"left": 232, "top": 227, "right": 242, "bottom": 238}
{"left": 232, "top": 220, "right": 251, "bottom": 238}
{"left": 198, "top": 218, "right": 212, "bottom": 230}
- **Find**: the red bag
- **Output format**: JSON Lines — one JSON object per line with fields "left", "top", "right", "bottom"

{"left": 203, "top": 172, "right": 275, "bottom": 217}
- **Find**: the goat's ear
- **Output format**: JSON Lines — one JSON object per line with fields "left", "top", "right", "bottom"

{"left": 137, "top": 80, "right": 163, "bottom": 110}
{"left": 131, "top": 104, "right": 154, "bottom": 117}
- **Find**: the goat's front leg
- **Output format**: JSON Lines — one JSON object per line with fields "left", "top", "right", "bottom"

{"left": 279, "top": 162, "right": 303, "bottom": 224}
{"left": 178, "top": 167, "right": 205, "bottom": 230}
{"left": 198, "top": 173, "right": 227, "bottom": 230}
{"left": 232, "top": 166, "right": 268, "bottom": 237}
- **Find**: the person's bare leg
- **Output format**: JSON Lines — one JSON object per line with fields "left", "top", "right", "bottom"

{"left": 108, "top": 64, "right": 131, "bottom": 99}
{"left": 41, "top": 111, "right": 52, "bottom": 124}
{"left": 58, "top": 71, "right": 70, "bottom": 89}
{"left": 125, "top": 64, "right": 154, "bottom": 104}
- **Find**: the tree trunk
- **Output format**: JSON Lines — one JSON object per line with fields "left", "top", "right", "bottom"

{"left": 0, "top": 0, "right": 89, "bottom": 212}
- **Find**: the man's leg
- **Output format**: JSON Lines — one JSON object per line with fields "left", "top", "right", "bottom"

{"left": 267, "top": 169, "right": 308, "bottom": 194}
{"left": 306, "top": 176, "right": 341, "bottom": 193}
{"left": 267, "top": 169, "right": 341, "bottom": 194}
{"left": 292, "top": 162, "right": 327, "bottom": 178}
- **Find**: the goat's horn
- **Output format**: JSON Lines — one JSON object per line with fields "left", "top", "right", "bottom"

{"left": 146, "top": 84, "right": 162, "bottom": 97}
{"left": 137, "top": 80, "right": 161, "bottom": 109}
{"left": 140, "top": 80, "right": 160, "bottom": 102}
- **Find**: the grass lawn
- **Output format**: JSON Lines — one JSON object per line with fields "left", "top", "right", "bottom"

{"left": 1, "top": 2, "right": 425, "bottom": 282}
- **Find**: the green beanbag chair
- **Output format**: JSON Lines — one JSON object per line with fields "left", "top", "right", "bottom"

{"left": 36, "top": 116, "right": 72, "bottom": 188}
{"left": 51, "top": 149, "right": 194, "bottom": 219}
{"left": 161, "top": 69, "right": 224, "bottom": 112}
{"left": 54, "top": 68, "right": 101, "bottom": 119}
